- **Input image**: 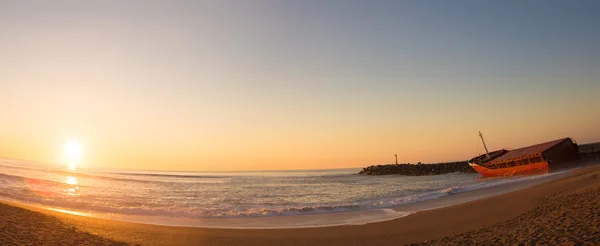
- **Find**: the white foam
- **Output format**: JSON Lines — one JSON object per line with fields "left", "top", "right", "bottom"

{"left": 0, "top": 157, "right": 578, "bottom": 229}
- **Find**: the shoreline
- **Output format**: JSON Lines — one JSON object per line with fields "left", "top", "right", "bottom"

{"left": 0, "top": 168, "right": 573, "bottom": 229}
{"left": 1, "top": 164, "right": 599, "bottom": 245}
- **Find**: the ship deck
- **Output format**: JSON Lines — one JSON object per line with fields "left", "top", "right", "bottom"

{"left": 491, "top": 138, "right": 569, "bottom": 163}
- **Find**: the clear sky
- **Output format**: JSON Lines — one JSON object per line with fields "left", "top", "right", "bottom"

{"left": 1, "top": 0, "right": 599, "bottom": 171}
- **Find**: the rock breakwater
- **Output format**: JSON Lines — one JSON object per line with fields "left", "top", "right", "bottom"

{"left": 358, "top": 161, "right": 476, "bottom": 176}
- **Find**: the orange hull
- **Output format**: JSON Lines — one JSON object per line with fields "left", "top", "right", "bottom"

{"left": 468, "top": 161, "right": 550, "bottom": 177}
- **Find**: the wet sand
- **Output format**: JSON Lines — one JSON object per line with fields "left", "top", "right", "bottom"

{"left": 1, "top": 164, "right": 599, "bottom": 245}
{"left": 0, "top": 201, "right": 127, "bottom": 245}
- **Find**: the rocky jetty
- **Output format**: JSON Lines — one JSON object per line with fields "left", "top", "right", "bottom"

{"left": 358, "top": 161, "right": 475, "bottom": 176}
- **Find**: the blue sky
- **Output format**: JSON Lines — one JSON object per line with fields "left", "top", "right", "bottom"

{"left": 0, "top": 1, "right": 599, "bottom": 170}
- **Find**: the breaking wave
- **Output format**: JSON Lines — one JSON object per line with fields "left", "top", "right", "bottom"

{"left": 0, "top": 157, "right": 573, "bottom": 226}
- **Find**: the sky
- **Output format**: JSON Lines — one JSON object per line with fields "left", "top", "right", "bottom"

{"left": 0, "top": 0, "right": 599, "bottom": 171}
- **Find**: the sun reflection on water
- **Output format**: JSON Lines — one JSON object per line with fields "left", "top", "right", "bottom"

{"left": 66, "top": 176, "right": 78, "bottom": 185}
{"left": 65, "top": 176, "right": 79, "bottom": 195}
{"left": 46, "top": 207, "right": 89, "bottom": 217}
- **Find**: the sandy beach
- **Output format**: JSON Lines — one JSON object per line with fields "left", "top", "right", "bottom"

{"left": 3, "top": 1, "right": 599, "bottom": 245}
{"left": 2, "top": 164, "right": 599, "bottom": 246}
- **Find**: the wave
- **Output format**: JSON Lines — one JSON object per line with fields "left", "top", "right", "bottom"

{"left": 0, "top": 172, "right": 81, "bottom": 189}
{"left": 0, "top": 165, "right": 152, "bottom": 184}
{"left": 0, "top": 172, "right": 561, "bottom": 219}
{"left": 0, "top": 162, "right": 229, "bottom": 185}
{"left": 109, "top": 172, "right": 229, "bottom": 179}
{"left": 0, "top": 158, "right": 572, "bottom": 221}
{"left": 0, "top": 159, "right": 352, "bottom": 184}
{"left": 363, "top": 171, "right": 568, "bottom": 209}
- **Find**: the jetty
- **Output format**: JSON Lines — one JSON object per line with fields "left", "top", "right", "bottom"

{"left": 358, "top": 161, "right": 475, "bottom": 176}
{"left": 360, "top": 140, "right": 600, "bottom": 176}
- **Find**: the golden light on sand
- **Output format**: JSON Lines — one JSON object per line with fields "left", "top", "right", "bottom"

{"left": 65, "top": 176, "right": 78, "bottom": 185}
{"left": 45, "top": 207, "right": 89, "bottom": 217}
{"left": 64, "top": 140, "right": 83, "bottom": 170}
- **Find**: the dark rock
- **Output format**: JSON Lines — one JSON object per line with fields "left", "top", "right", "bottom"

{"left": 358, "top": 161, "right": 476, "bottom": 176}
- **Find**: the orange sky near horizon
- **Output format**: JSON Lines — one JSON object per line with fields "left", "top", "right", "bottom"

{"left": 1, "top": 1, "right": 599, "bottom": 171}
{"left": 0, "top": 107, "right": 598, "bottom": 172}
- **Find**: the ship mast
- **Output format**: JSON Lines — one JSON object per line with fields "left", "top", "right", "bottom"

{"left": 479, "top": 131, "right": 491, "bottom": 159}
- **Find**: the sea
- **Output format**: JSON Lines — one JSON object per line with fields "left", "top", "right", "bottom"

{"left": 0, "top": 158, "right": 572, "bottom": 228}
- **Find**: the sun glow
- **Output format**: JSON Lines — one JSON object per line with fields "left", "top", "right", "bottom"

{"left": 65, "top": 176, "right": 80, "bottom": 195}
{"left": 64, "top": 140, "right": 83, "bottom": 170}
{"left": 65, "top": 176, "right": 78, "bottom": 185}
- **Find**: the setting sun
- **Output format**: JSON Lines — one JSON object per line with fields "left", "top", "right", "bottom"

{"left": 64, "top": 140, "right": 83, "bottom": 170}
{"left": 0, "top": 1, "right": 599, "bottom": 245}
